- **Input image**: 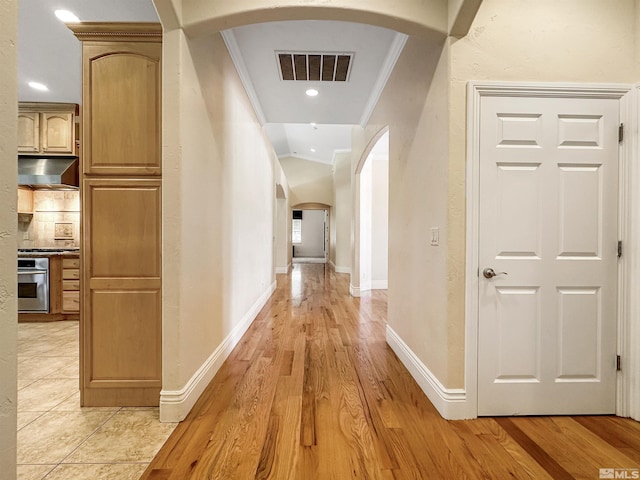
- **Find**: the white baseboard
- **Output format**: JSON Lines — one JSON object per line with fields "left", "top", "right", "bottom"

{"left": 371, "top": 280, "right": 388, "bottom": 290}
{"left": 159, "top": 280, "right": 277, "bottom": 422}
{"left": 275, "top": 265, "right": 288, "bottom": 274}
{"left": 331, "top": 262, "right": 351, "bottom": 275}
{"left": 292, "top": 257, "right": 326, "bottom": 264}
{"left": 355, "top": 279, "right": 388, "bottom": 295}
{"left": 386, "top": 325, "right": 471, "bottom": 420}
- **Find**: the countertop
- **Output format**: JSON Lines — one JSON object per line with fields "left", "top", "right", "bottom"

{"left": 18, "top": 250, "right": 80, "bottom": 257}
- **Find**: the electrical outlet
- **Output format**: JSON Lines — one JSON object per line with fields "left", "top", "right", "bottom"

{"left": 23, "top": 231, "right": 29, "bottom": 240}
{"left": 430, "top": 227, "right": 439, "bottom": 246}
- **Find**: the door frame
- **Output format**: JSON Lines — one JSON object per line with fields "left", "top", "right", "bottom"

{"left": 464, "top": 82, "right": 637, "bottom": 419}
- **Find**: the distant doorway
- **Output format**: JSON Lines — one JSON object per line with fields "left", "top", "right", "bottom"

{"left": 292, "top": 208, "right": 328, "bottom": 263}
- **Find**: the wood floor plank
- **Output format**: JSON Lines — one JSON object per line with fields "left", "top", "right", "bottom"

{"left": 494, "top": 418, "right": 574, "bottom": 480}
{"left": 573, "top": 416, "right": 640, "bottom": 464}
{"left": 466, "top": 419, "right": 554, "bottom": 480}
{"left": 455, "top": 419, "right": 552, "bottom": 480}
{"left": 142, "top": 264, "right": 640, "bottom": 480}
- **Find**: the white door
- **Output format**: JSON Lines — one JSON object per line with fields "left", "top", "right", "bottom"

{"left": 478, "top": 95, "right": 619, "bottom": 416}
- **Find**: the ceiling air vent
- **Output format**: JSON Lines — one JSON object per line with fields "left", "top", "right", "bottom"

{"left": 277, "top": 52, "right": 353, "bottom": 82}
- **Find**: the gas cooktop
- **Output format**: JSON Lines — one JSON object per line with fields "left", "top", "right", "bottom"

{"left": 18, "top": 248, "right": 80, "bottom": 253}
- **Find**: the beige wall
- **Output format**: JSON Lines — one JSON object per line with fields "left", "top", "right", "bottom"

{"left": 329, "top": 201, "right": 337, "bottom": 266}
{"left": 332, "top": 151, "right": 352, "bottom": 272}
{"left": 444, "top": 0, "right": 640, "bottom": 388}
{"left": 278, "top": 156, "right": 334, "bottom": 207}
{"left": 157, "top": 0, "right": 640, "bottom": 417}
{"left": 275, "top": 173, "right": 291, "bottom": 273}
{"left": 161, "top": 28, "right": 281, "bottom": 420}
{"left": 0, "top": 0, "right": 18, "bottom": 474}
{"left": 371, "top": 155, "right": 389, "bottom": 286}
{"left": 357, "top": 36, "right": 452, "bottom": 382}
{"left": 275, "top": 197, "right": 290, "bottom": 271}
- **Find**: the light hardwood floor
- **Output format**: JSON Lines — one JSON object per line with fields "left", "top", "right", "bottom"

{"left": 142, "top": 264, "right": 640, "bottom": 479}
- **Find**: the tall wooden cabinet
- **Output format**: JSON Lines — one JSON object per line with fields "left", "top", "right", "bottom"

{"left": 70, "top": 23, "right": 162, "bottom": 406}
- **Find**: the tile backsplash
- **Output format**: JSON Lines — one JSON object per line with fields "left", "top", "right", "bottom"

{"left": 18, "top": 190, "right": 80, "bottom": 249}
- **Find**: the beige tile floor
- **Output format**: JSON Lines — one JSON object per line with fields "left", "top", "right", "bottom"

{"left": 17, "top": 321, "right": 177, "bottom": 480}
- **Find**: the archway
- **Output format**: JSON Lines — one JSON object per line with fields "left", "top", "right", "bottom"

{"left": 352, "top": 128, "right": 389, "bottom": 296}
{"left": 154, "top": 0, "right": 458, "bottom": 423}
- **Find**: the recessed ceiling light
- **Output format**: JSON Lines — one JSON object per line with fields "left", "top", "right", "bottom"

{"left": 28, "top": 81, "right": 49, "bottom": 91}
{"left": 310, "top": 148, "right": 316, "bottom": 152}
{"left": 54, "top": 9, "right": 80, "bottom": 23}
{"left": 306, "top": 88, "right": 319, "bottom": 97}
{"left": 310, "top": 122, "right": 317, "bottom": 126}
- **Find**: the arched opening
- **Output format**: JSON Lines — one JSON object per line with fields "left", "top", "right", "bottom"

{"left": 359, "top": 131, "right": 389, "bottom": 294}
{"left": 352, "top": 128, "right": 389, "bottom": 297}
{"left": 156, "top": 2, "right": 451, "bottom": 423}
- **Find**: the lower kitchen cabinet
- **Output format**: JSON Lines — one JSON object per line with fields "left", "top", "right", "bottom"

{"left": 81, "top": 178, "right": 162, "bottom": 406}
{"left": 20, "top": 254, "right": 80, "bottom": 322}
{"left": 62, "top": 257, "right": 80, "bottom": 314}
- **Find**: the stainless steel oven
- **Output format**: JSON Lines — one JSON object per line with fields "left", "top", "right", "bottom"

{"left": 18, "top": 257, "right": 49, "bottom": 313}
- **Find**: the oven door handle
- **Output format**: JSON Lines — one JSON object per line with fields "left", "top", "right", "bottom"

{"left": 18, "top": 270, "right": 48, "bottom": 275}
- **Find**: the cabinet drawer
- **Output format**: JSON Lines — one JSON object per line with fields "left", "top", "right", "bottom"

{"left": 62, "top": 258, "right": 80, "bottom": 268}
{"left": 63, "top": 268, "right": 80, "bottom": 280}
{"left": 63, "top": 280, "right": 80, "bottom": 291}
{"left": 62, "top": 291, "right": 80, "bottom": 312}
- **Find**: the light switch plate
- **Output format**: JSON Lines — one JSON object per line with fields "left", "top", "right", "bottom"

{"left": 430, "top": 227, "right": 439, "bottom": 246}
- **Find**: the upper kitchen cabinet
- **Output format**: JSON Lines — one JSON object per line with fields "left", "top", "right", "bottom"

{"left": 18, "top": 103, "right": 77, "bottom": 155}
{"left": 17, "top": 187, "right": 34, "bottom": 214}
{"left": 69, "top": 23, "right": 162, "bottom": 176}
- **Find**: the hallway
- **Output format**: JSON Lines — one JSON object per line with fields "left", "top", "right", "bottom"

{"left": 142, "top": 264, "right": 640, "bottom": 479}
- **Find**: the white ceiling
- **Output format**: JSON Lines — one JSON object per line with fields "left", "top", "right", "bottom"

{"left": 18, "top": 3, "right": 404, "bottom": 165}
{"left": 18, "top": 0, "right": 159, "bottom": 104}
{"left": 264, "top": 123, "right": 353, "bottom": 165}
{"left": 225, "top": 20, "right": 406, "bottom": 163}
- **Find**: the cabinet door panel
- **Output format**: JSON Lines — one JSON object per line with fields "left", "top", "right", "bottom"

{"left": 63, "top": 280, "right": 80, "bottom": 291}
{"left": 82, "top": 178, "right": 162, "bottom": 406}
{"left": 42, "top": 113, "right": 74, "bottom": 154}
{"left": 17, "top": 188, "right": 34, "bottom": 214}
{"left": 63, "top": 269, "right": 80, "bottom": 280}
{"left": 84, "top": 44, "right": 161, "bottom": 175}
{"left": 89, "top": 289, "right": 161, "bottom": 382}
{"left": 86, "top": 182, "right": 161, "bottom": 278}
{"left": 62, "top": 291, "right": 80, "bottom": 312}
{"left": 63, "top": 258, "right": 80, "bottom": 269}
{"left": 18, "top": 112, "right": 40, "bottom": 153}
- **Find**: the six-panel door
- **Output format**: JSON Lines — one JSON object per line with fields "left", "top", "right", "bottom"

{"left": 478, "top": 96, "right": 619, "bottom": 415}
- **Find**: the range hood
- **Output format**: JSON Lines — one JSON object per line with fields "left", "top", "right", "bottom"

{"left": 18, "top": 156, "right": 79, "bottom": 189}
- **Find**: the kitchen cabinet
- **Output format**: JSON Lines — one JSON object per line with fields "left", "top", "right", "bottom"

{"left": 70, "top": 22, "right": 162, "bottom": 407}
{"left": 72, "top": 24, "right": 161, "bottom": 176}
{"left": 17, "top": 111, "right": 40, "bottom": 153}
{"left": 18, "top": 103, "right": 77, "bottom": 155}
{"left": 62, "top": 257, "right": 80, "bottom": 313}
{"left": 19, "top": 253, "right": 80, "bottom": 322}
{"left": 17, "top": 187, "right": 34, "bottom": 214}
